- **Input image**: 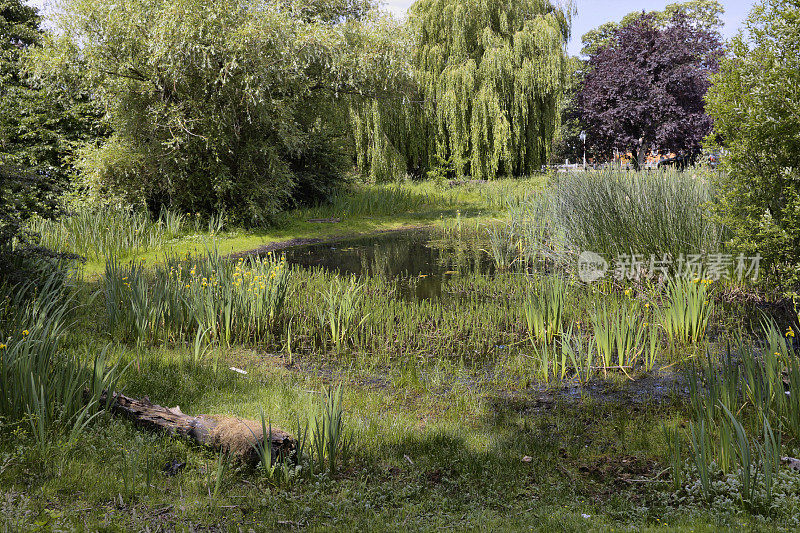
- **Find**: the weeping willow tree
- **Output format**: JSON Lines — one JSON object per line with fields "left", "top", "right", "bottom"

{"left": 353, "top": 0, "right": 571, "bottom": 181}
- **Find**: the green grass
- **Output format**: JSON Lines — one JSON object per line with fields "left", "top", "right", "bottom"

{"left": 5, "top": 174, "right": 800, "bottom": 530}
{"left": 554, "top": 168, "right": 721, "bottom": 262}
{"left": 51, "top": 178, "right": 548, "bottom": 277}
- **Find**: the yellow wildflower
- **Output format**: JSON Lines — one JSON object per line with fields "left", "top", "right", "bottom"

{"left": 22, "top": 330, "right": 29, "bottom": 337}
{"left": 0, "top": 344, "right": 6, "bottom": 350}
{"left": 787, "top": 328, "right": 795, "bottom": 338}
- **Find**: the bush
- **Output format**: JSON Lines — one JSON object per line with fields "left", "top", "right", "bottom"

{"left": 705, "top": 0, "right": 800, "bottom": 291}
{"left": 31, "top": 0, "right": 402, "bottom": 224}
{"left": 0, "top": 264, "right": 119, "bottom": 449}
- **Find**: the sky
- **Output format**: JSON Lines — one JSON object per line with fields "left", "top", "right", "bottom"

{"left": 26, "top": 0, "right": 755, "bottom": 56}
{"left": 382, "top": 0, "right": 756, "bottom": 56}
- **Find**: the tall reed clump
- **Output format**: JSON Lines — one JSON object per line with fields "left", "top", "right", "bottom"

{"left": 30, "top": 206, "right": 183, "bottom": 261}
{"left": 529, "top": 326, "right": 596, "bottom": 386}
{"left": 485, "top": 193, "right": 566, "bottom": 272}
{"left": 0, "top": 267, "right": 120, "bottom": 451}
{"left": 590, "top": 298, "right": 653, "bottom": 375}
{"left": 104, "top": 249, "right": 289, "bottom": 347}
{"left": 309, "top": 385, "right": 350, "bottom": 474}
{"left": 302, "top": 183, "right": 449, "bottom": 220}
{"left": 555, "top": 169, "right": 720, "bottom": 262}
{"left": 252, "top": 385, "right": 349, "bottom": 484}
{"left": 523, "top": 275, "right": 567, "bottom": 345}
{"left": 283, "top": 268, "right": 523, "bottom": 368}
{"left": 316, "top": 277, "right": 369, "bottom": 352}
{"left": 661, "top": 277, "right": 715, "bottom": 346}
{"left": 679, "top": 321, "right": 797, "bottom": 507}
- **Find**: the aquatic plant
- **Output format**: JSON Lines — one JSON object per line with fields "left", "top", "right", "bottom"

{"left": 554, "top": 169, "right": 720, "bottom": 262}
{"left": 29, "top": 206, "right": 182, "bottom": 261}
{"left": 590, "top": 300, "right": 648, "bottom": 374}
{"left": 661, "top": 277, "right": 714, "bottom": 345}
{"left": 0, "top": 269, "right": 120, "bottom": 452}
{"left": 104, "top": 248, "right": 289, "bottom": 346}
{"left": 523, "top": 275, "right": 567, "bottom": 345}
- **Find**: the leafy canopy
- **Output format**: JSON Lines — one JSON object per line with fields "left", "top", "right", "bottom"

{"left": 580, "top": 0, "right": 724, "bottom": 57}
{"left": 578, "top": 12, "right": 721, "bottom": 169}
{"left": 1, "top": 0, "right": 104, "bottom": 275}
{"left": 353, "top": 0, "right": 572, "bottom": 181}
{"left": 31, "top": 0, "right": 405, "bottom": 223}
{"left": 705, "top": 0, "right": 800, "bottom": 289}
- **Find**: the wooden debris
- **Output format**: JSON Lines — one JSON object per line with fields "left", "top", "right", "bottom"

{"left": 100, "top": 392, "right": 295, "bottom": 465}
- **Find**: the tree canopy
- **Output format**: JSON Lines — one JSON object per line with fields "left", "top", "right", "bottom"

{"left": 31, "top": 0, "right": 406, "bottom": 223}
{"left": 1, "top": 0, "right": 104, "bottom": 275}
{"left": 577, "top": 12, "right": 721, "bottom": 169}
{"left": 353, "top": 0, "right": 572, "bottom": 181}
{"left": 705, "top": 0, "right": 800, "bottom": 288}
{"left": 580, "top": 0, "right": 724, "bottom": 57}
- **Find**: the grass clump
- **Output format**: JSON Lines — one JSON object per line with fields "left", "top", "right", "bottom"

{"left": 30, "top": 206, "right": 184, "bottom": 261}
{"left": 555, "top": 169, "right": 720, "bottom": 261}
{"left": 0, "top": 266, "right": 120, "bottom": 452}
{"left": 523, "top": 275, "right": 567, "bottom": 345}
{"left": 661, "top": 277, "right": 715, "bottom": 346}
{"left": 104, "top": 248, "right": 289, "bottom": 347}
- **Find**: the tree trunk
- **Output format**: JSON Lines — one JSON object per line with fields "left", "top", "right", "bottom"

{"left": 631, "top": 148, "right": 641, "bottom": 171}
{"left": 98, "top": 392, "right": 295, "bottom": 465}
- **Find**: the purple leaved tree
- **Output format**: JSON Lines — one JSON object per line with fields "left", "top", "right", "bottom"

{"left": 578, "top": 13, "right": 722, "bottom": 169}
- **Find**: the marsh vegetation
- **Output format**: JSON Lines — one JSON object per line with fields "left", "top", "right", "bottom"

{"left": 3, "top": 170, "right": 800, "bottom": 530}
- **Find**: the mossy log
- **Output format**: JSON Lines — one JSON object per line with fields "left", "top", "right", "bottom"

{"left": 100, "top": 392, "right": 295, "bottom": 465}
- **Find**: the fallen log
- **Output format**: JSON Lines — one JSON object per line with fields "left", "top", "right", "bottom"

{"left": 99, "top": 392, "right": 295, "bottom": 465}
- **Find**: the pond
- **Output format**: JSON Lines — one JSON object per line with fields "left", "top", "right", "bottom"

{"left": 281, "top": 229, "right": 496, "bottom": 300}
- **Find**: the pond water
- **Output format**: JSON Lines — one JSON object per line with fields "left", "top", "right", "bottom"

{"left": 282, "top": 229, "right": 495, "bottom": 299}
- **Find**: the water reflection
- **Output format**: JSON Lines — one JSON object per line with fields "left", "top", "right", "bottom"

{"left": 281, "top": 229, "right": 494, "bottom": 299}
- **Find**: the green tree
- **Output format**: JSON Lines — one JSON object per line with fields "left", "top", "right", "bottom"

{"left": 581, "top": 1, "right": 724, "bottom": 57}
{"left": 550, "top": 55, "right": 590, "bottom": 165}
{"left": 31, "top": 0, "right": 406, "bottom": 223}
{"left": 1, "top": 1, "right": 103, "bottom": 276}
{"left": 1, "top": 0, "right": 104, "bottom": 186}
{"left": 353, "top": 0, "right": 572, "bottom": 181}
{"left": 705, "top": 0, "right": 800, "bottom": 289}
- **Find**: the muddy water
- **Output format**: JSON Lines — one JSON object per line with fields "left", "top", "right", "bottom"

{"left": 281, "top": 229, "right": 495, "bottom": 299}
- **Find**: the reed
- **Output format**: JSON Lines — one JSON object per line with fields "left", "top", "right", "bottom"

{"left": 523, "top": 275, "right": 567, "bottom": 345}
{"left": 0, "top": 268, "right": 119, "bottom": 450}
{"left": 661, "top": 277, "right": 714, "bottom": 346}
{"left": 684, "top": 324, "right": 796, "bottom": 507}
{"left": 554, "top": 169, "right": 720, "bottom": 262}
{"left": 310, "top": 385, "right": 349, "bottom": 474}
{"left": 316, "top": 276, "right": 369, "bottom": 352}
{"left": 103, "top": 248, "right": 289, "bottom": 347}
{"left": 590, "top": 300, "right": 649, "bottom": 374}
{"left": 30, "top": 206, "right": 182, "bottom": 260}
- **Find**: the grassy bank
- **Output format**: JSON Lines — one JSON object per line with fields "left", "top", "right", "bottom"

{"left": 4, "top": 172, "right": 800, "bottom": 531}
{"left": 33, "top": 179, "right": 547, "bottom": 278}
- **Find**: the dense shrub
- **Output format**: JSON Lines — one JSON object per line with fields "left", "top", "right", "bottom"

{"left": 705, "top": 0, "right": 800, "bottom": 290}
{"left": 31, "top": 0, "right": 407, "bottom": 224}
